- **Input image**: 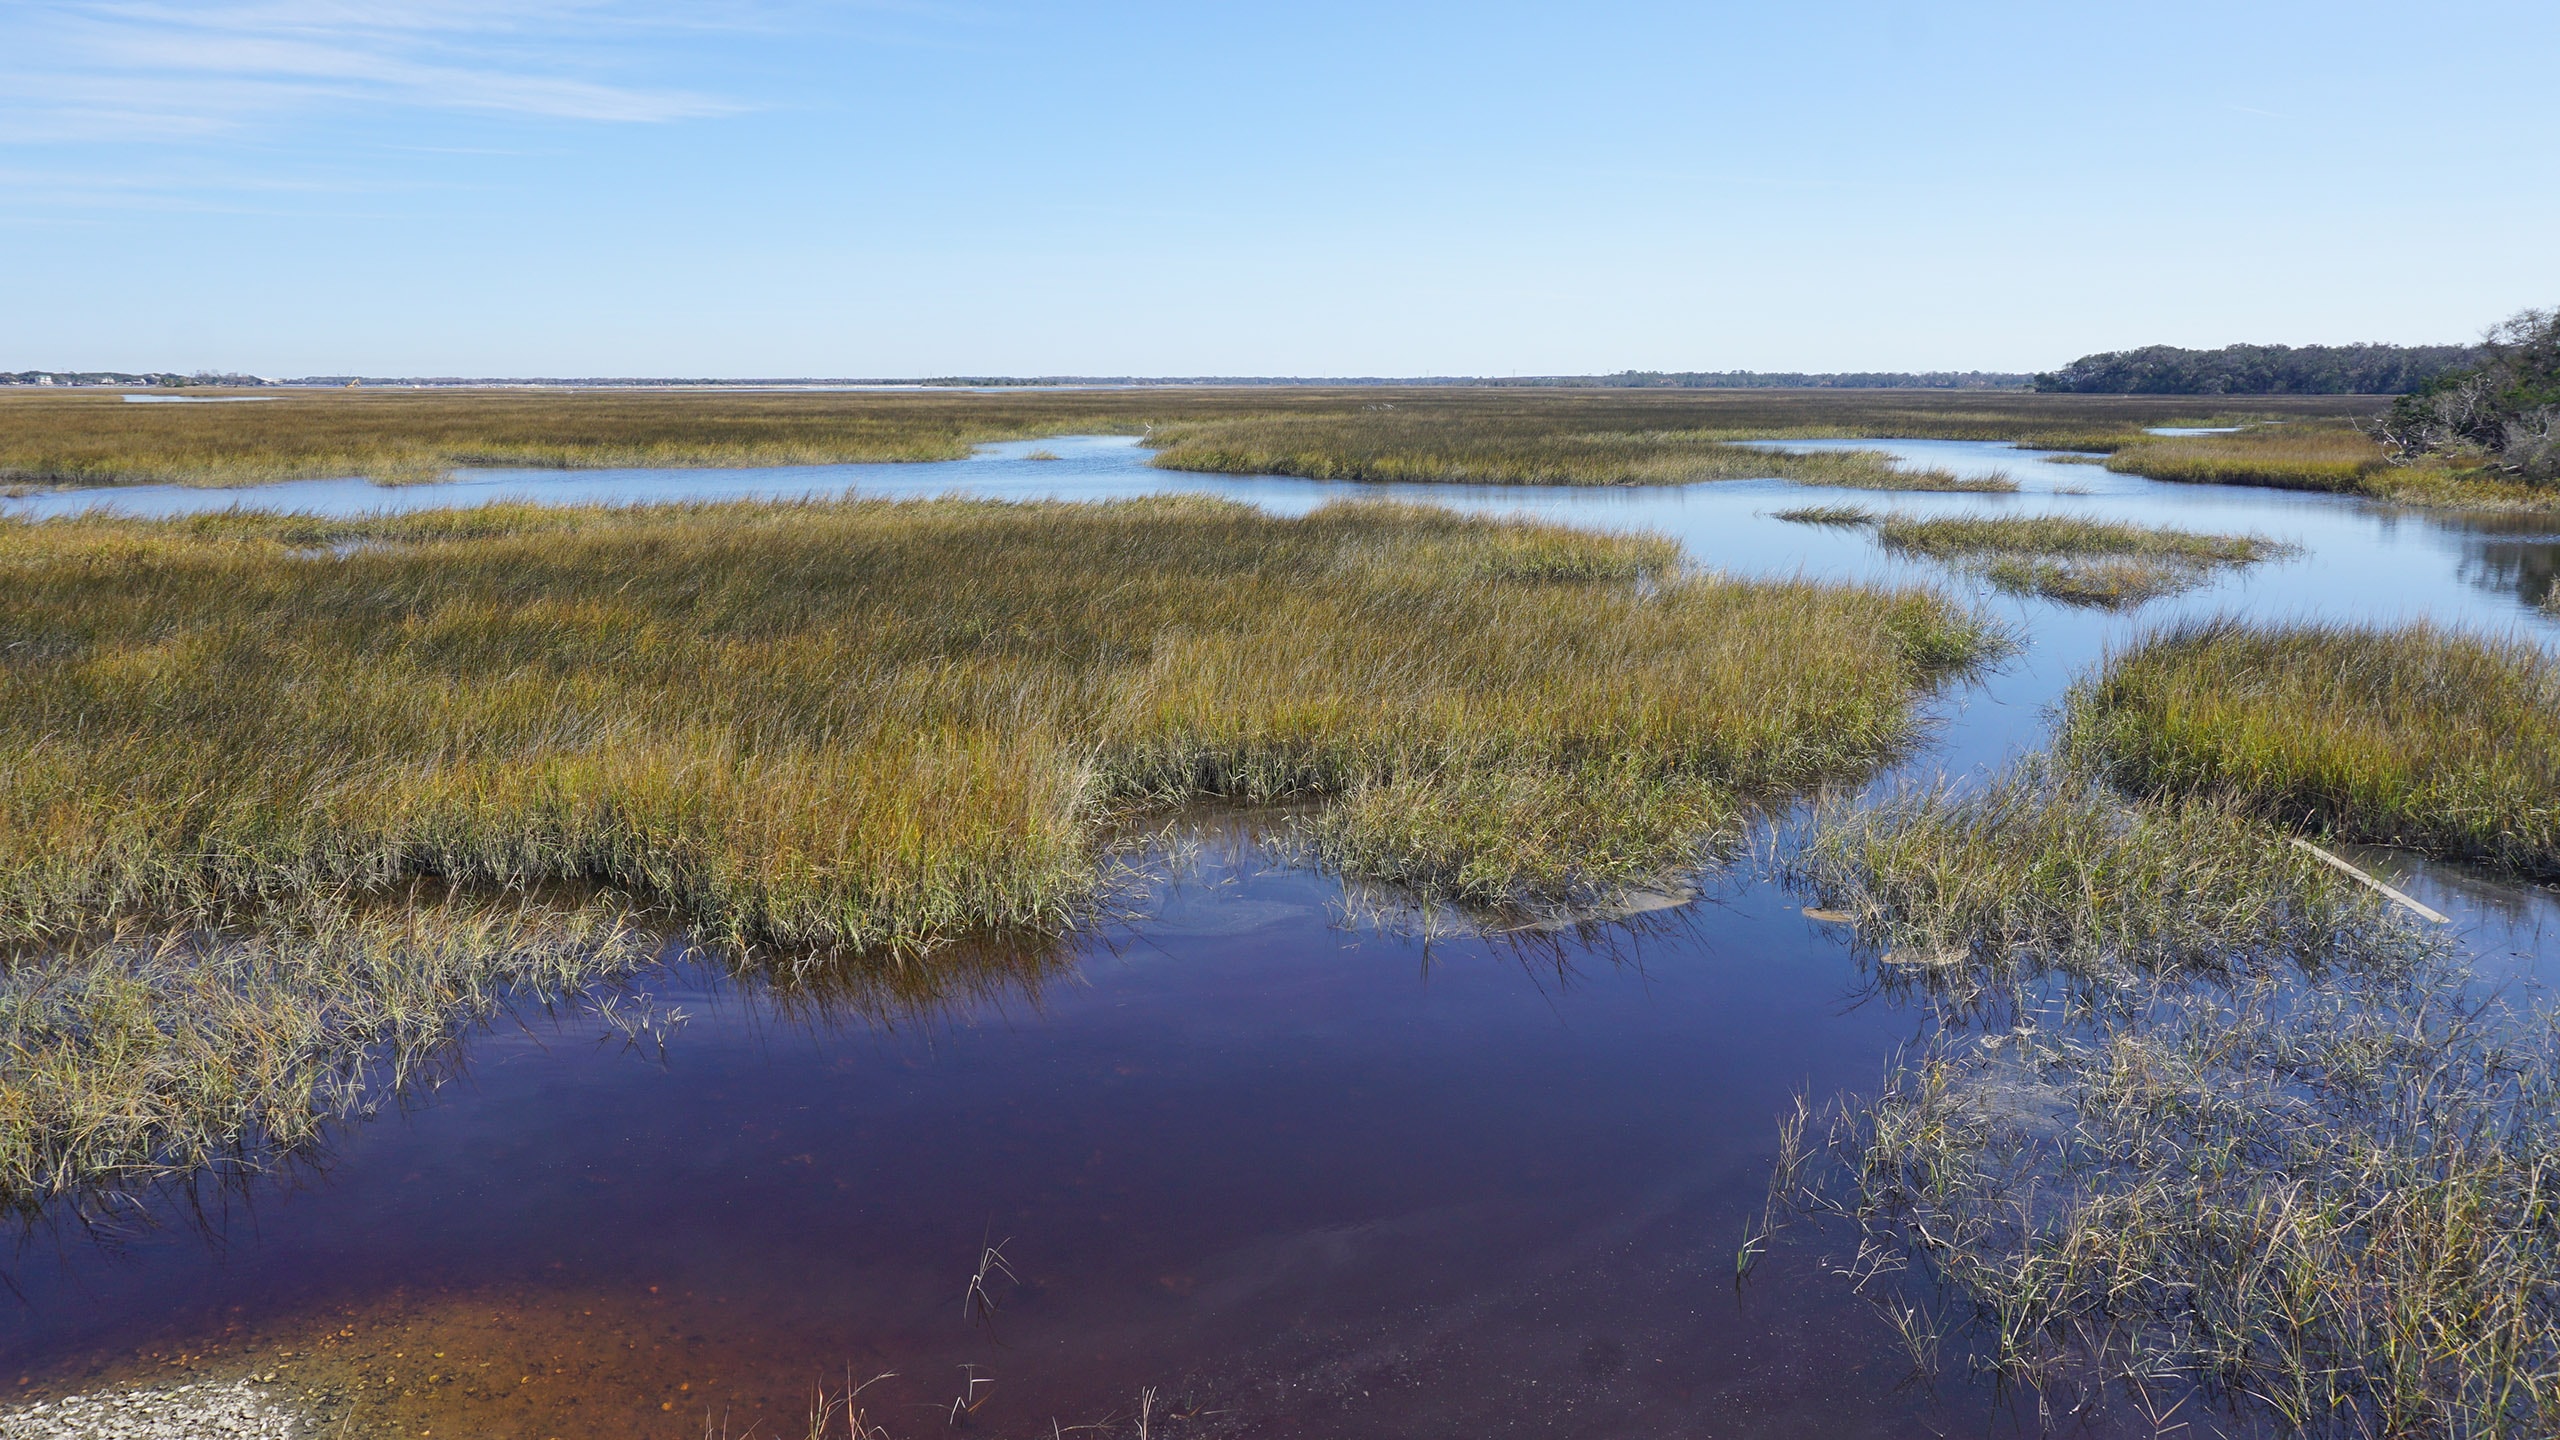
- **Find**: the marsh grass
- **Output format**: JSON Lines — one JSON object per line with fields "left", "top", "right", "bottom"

{"left": 0, "top": 495, "right": 1999, "bottom": 947}
{"left": 0, "top": 389, "right": 1165, "bottom": 488}
{"left": 1816, "top": 513, "right": 2296, "bottom": 608}
{"left": 2106, "top": 422, "right": 2389, "bottom": 493}
{"left": 1145, "top": 411, "right": 2017, "bottom": 490}
{"left": 1892, "top": 514, "right": 2289, "bottom": 608}
{"left": 1876, "top": 514, "right": 2284, "bottom": 567}
{"left": 0, "top": 495, "right": 2002, "bottom": 1203}
{"left": 0, "top": 895, "right": 646, "bottom": 1210}
{"left": 1789, "top": 759, "right": 2428, "bottom": 993}
{"left": 1827, "top": 958, "right": 2560, "bottom": 1437}
{"left": 1804, "top": 462, "right": 2018, "bottom": 495}
{"left": 2108, "top": 422, "right": 2560, "bottom": 513}
{"left": 2066, "top": 619, "right": 2560, "bottom": 879}
{"left": 0, "top": 388, "right": 2376, "bottom": 490}
{"left": 1779, "top": 761, "right": 2560, "bottom": 1435}
{"left": 1772, "top": 504, "right": 1878, "bottom": 526}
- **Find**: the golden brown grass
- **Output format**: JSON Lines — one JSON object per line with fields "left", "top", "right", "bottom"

{"left": 0, "top": 491, "right": 1996, "bottom": 1199}
{"left": 0, "top": 387, "right": 2380, "bottom": 489}
{"left": 1143, "top": 409, "right": 2018, "bottom": 490}
{"left": 1786, "top": 758, "right": 2559, "bottom": 1436}
{"left": 2104, "top": 422, "right": 2391, "bottom": 492}
{"left": 2065, "top": 619, "right": 2560, "bottom": 878}
{"left": 0, "top": 897, "right": 646, "bottom": 1209}
{"left": 1791, "top": 758, "right": 2420, "bottom": 989}
{"left": 2106, "top": 422, "right": 2560, "bottom": 512}
{"left": 0, "top": 495, "right": 2006, "bottom": 1204}
{"left": 1779, "top": 511, "right": 2296, "bottom": 609}
{"left": 1883, "top": 513, "right": 2293, "bottom": 608}
{"left": 0, "top": 495, "right": 2001, "bottom": 947}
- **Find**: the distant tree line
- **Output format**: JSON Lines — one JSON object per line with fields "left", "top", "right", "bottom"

{"left": 2376, "top": 308, "right": 2559, "bottom": 482}
{"left": 2031, "top": 343, "right": 2477, "bottom": 395}
{"left": 2, "top": 370, "right": 272, "bottom": 387}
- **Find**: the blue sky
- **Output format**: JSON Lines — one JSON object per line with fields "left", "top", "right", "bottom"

{"left": 4, "top": 1, "right": 2554, "bottom": 377}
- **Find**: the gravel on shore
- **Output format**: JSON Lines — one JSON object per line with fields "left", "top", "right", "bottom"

{"left": 0, "top": 1380, "right": 317, "bottom": 1440}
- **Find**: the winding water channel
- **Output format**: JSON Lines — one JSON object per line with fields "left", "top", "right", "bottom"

{"left": 4, "top": 438, "right": 2557, "bottom": 1438}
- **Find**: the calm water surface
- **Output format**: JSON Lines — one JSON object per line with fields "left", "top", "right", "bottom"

{"left": 4, "top": 438, "right": 2556, "bottom": 1437}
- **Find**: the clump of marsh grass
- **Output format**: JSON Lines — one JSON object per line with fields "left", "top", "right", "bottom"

{"left": 1777, "top": 757, "right": 2560, "bottom": 1434}
{"left": 1976, "top": 555, "right": 2210, "bottom": 607}
{"left": 2108, "top": 421, "right": 2560, "bottom": 513}
{"left": 1796, "top": 463, "right": 2018, "bottom": 495}
{"left": 2105, "top": 422, "right": 2389, "bottom": 494}
{"left": 1771, "top": 504, "right": 1877, "bottom": 526}
{"left": 0, "top": 896, "right": 646, "bottom": 1210}
{"left": 2066, "top": 618, "right": 2560, "bottom": 879}
{"left": 1143, "top": 410, "right": 2000, "bottom": 490}
{"left": 1824, "top": 957, "right": 2560, "bottom": 1436}
{"left": 1873, "top": 513, "right": 2295, "bottom": 609}
{"left": 1310, "top": 758, "right": 1738, "bottom": 911}
{"left": 1789, "top": 758, "right": 2435, "bottom": 991}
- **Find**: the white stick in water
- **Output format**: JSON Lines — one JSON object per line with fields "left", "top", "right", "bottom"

{"left": 2289, "top": 838, "right": 2452, "bottom": 925}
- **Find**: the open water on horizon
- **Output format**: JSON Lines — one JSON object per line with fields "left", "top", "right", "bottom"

{"left": 4, "top": 437, "right": 2556, "bottom": 1438}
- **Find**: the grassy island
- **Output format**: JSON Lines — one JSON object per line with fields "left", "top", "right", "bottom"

{"left": 0, "top": 495, "right": 2001, "bottom": 1204}
{"left": 2065, "top": 619, "right": 2560, "bottom": 878}
{"left": 2105, "top": 422, "right": 2560, "bottom": 512}
{"left": 1776, "top": 510, "right": 2295, "bottom": 608}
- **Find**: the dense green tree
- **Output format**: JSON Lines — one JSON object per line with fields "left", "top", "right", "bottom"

{"left": 2032, "top": 343, "right": 2474, "bottom": 395}
{"left": 2375, "top": 309, "right": 2560, "bottom": 482}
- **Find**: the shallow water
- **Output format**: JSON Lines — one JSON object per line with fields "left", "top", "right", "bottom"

{"left": 4, "top": 436, "right": 2557, "bottom": 1436}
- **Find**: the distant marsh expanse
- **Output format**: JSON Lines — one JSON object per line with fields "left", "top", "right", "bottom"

{"left": 0, "top": 386, "right": 2383, "bottom": 491}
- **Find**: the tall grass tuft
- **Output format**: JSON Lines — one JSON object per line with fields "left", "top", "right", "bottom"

{"left": 1771, "top": 504, "right": 1877, "bottom": 526}
{"left": 2066, "top": 618, "right": 2560, "bottom": 878}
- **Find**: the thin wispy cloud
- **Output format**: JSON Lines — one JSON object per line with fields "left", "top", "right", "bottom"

{"left": 0, "top": 0, "right": 746, "bottom": 142}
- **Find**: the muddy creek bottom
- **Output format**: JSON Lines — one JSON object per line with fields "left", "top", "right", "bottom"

{"left": 0, "top": 837, "right": 2038, "bottom": 1439}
